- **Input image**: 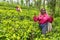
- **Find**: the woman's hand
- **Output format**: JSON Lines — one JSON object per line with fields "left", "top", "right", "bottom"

{"left": 49, "top": 13, "right": 53, "bottom": 17}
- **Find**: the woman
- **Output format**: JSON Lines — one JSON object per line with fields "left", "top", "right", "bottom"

{"left": 33, "top": 8, "right": 53, "bottom": 34}
{"left": 16, "top": 6, "right": 22, "bottom": 12}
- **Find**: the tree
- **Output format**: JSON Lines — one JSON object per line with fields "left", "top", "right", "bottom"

{"left": 26, "top": 0, "right": 30, "bottom": 7}
{"left": 47, "top": 0, "right": 56, "bottom": 16}
{"left": 55, "top": 0, "right": 60, "bottom": 17}
{"left": 17, "top": 0, "right": 20, "bottom": 4}
{"left": 21, "top": 0, "right": 23, "bottom": 5}
{"left": 34, "top": 0, "right": 41, "bottom": 10}
{"left": 3, "top": 0, "right": 5, "bottom": 1}
{"left": 10, "top": 0, "right": 13, "bottom": 3}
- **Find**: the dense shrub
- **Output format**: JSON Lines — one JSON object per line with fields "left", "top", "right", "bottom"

{"left": 0, "top": 6, "right": 60, "bottom": 40}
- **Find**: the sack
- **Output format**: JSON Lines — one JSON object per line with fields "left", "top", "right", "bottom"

{"left": 48, "top": 22, "right": 52, "bottom": 32}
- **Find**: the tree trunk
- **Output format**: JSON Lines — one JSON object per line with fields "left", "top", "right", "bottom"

{"left": 43, "top": 0, "right": 45, "bottom": 9}
{"left": 21, "top": 0, "right": 23, "bottom": 5}
{"left": 26, "top": 0, "right": 30, "bottom": 7}
{"left": 17, "top": 0, "right": 19, "bottom": 4}
{"left": 35, "top": 0, "right": 41, "bottom": 10}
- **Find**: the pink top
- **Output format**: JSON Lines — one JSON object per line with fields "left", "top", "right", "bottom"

{"left": 33, "top": 13, "right": 53, "bottom": 24}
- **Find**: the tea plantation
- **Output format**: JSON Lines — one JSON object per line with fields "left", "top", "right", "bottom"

{"left": 0, "top": 6, "right": 60, "bottom": 40}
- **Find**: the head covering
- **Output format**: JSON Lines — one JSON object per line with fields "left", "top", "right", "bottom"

{"left": 16, "top": 5, "right": 20, "bottom": 8}
{"left": 40, "top": 8, "right": 46, "bottom": 12}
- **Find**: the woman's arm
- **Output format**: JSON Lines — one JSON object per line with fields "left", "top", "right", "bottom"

{"left": 48, "top": 16, "right": 53, "bottom": 23}
{"left": 33, "top": 15, "right": 38, "bottom": 22}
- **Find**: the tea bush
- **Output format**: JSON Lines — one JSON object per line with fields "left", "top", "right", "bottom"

{"left": 0, "top": 7, "right": 60, "bottom": 40}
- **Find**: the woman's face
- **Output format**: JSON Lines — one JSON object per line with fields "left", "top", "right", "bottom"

{"left": 41, "top": 9, "right": 46, "bottom": 14}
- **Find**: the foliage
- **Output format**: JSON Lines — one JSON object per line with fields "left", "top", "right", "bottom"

{"left": 0, "top": 1, "right": 60, "bottom": 40}
{"left": 0, "top": 7, "right": 60, "bottom": 40}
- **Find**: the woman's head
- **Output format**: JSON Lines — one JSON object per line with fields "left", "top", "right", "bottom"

{"left": 40, "top": 8, "right": 46, "bottom": 14}
{"left": 16, "top": 5, "right": 20, "bottom": 8}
